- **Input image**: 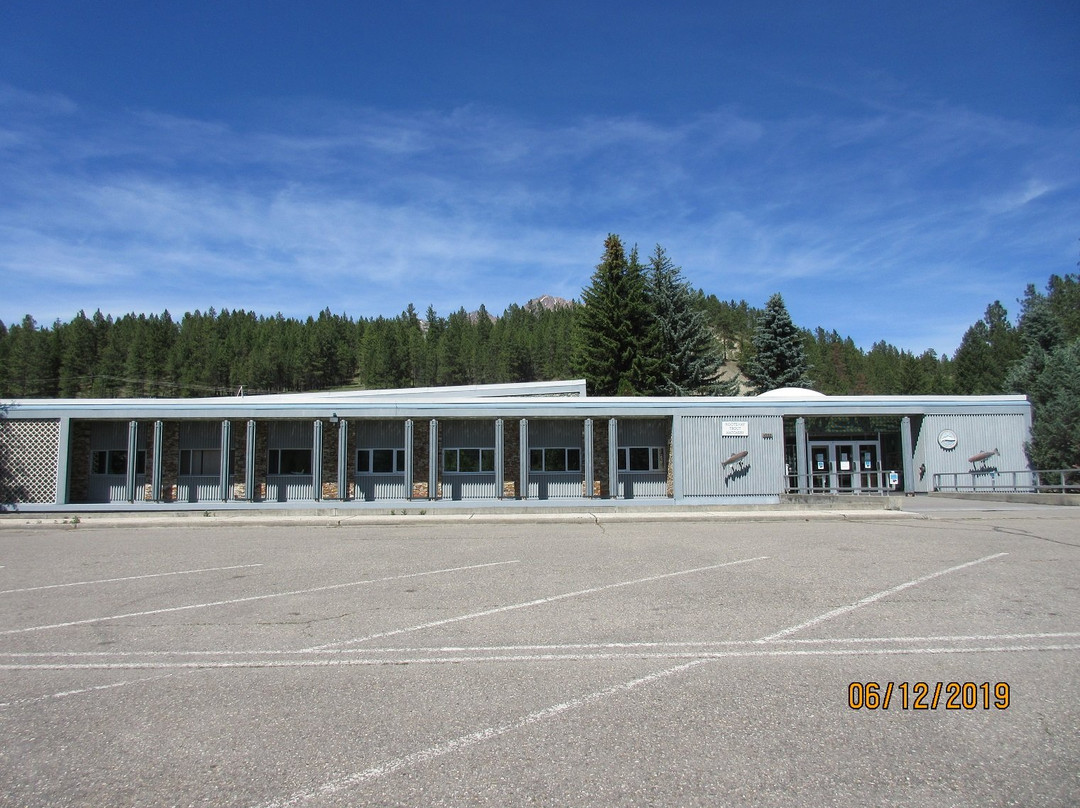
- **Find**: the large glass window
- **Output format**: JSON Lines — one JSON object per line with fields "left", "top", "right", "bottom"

{"left": 617, "top": 446, "right": 665, "bottom": 472}
{"left": 530, "top": 447, "right": 581, "bottom": 473}
{"left": 91, "top": 450, "right": 146, "bottom": 475}
{"left": 179, "top": 448, "right": 221, "bottom": 476}
{"left": 443, "top": 448, "right": 495, "bottom": 473}
{"left": 268, "top": 448, "right": 312, "bottom": 475}
{"left": 357, "top": 448, "right": 406, "bottom": 474}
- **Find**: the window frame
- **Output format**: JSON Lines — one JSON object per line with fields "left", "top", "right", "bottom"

{"left": 90, "top": 449, "right": 146, "bottom": 476}
{"left": 179, "top": 447, "right": 222, "bottom": 477}
{"left": 529, "top": 447, "right": 582, "bottom": 474}
{"left": 616, "top": 446, "right": 666, "bottom": 473}
{"left": 443, "top": 447, "right": 496, "bottom": 474}
{"left": 268, "top": 448, "right": 313, "bottom": 476}
{"left": 356, "top": 448, "right": 407, "bottom": 475}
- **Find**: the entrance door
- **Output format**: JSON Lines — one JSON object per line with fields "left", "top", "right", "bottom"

{"left": 808, "top": 440, "right": 882, "bottom": 494}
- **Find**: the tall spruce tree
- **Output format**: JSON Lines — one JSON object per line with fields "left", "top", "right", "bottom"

{"left": 1006, "top": 277, "right": 1080, "bottom": 470}
{"left": 744, "top": 293, "right": 811, "bottom": 393}
{"left": 647, "top": 245, "right": 735, "bottom": 395}
{"left": 573, "top": 234, "right": 657, "bottom": 395}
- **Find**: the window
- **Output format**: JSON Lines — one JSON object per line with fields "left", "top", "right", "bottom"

{"left": 357, "top": 448, "right": 406, "bottom": 474}
{"left": 617, "top": 446, "right": 665, "bottom": 472}
{"left": 443, "top": 448, "right": 495, "bottom": 473}
{"left": 530, "top": 447, "right": 581, "bottom": 473}
{"left": 268, "top": 448, "right": 312, "bottom": 475}
{"left": 91, "top": 450, "right": 146, "bottom": 475}
{"left": 179, "top": 449, "right": 221, "bottom": 476}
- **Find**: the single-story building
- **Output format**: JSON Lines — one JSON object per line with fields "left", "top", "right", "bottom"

{"left": 0, "top": 380, "right": 1033, "bottom": 510}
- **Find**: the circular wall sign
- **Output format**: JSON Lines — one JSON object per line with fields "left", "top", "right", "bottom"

{"left": 938, "top": 429, "right": 958, "bottom": 450}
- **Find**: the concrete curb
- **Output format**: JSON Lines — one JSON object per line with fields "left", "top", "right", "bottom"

{"left": 0, "top": 507, "right": 923, "bottom": 530}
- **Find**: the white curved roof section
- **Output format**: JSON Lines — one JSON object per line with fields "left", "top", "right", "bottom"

{"left": 756, "top": 387, "right": 827, "bottom": 400}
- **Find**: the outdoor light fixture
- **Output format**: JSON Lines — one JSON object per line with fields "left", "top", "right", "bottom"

{"left": 329, "top": 413, "right": 340, "bottom": 425}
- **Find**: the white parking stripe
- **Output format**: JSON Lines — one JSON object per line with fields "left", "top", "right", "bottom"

{"left": 0, "top": 564, "right": 263, "bottom": 595}
{"left": 251, "top": 639, "right": 1079, "bottom": 807}
{"left": 305, "top": 556, "right": 769, "bottom": 652}
{"left": 4, "top": 626, "right": 1075, "bottom": 661}
{"left": 0, "top": 560, "right": 519, "bottom": 636}
{"left": 757, "top": 552, "right": 1009, "bottom": 642}
{"left": 0, "top": 673, "right": 175, "bottom": 708}
{"left": 259, "top": 658, "right": 713, "bottom": 808}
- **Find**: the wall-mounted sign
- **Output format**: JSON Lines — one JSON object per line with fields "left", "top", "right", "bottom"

{"left": 721, "top": 421, "right": 749, "bottom": 437}
{"left": 938, "top": 429, "right": 958, "bottom": 450}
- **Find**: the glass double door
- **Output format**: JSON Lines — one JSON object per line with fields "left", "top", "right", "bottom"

{"left": 809, "top": 441, "right": 881, "bottom": 493}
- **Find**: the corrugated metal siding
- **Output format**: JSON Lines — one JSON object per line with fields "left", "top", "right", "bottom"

{"left": 268, "top": 421, "right": 313, "bottom": 449}
{"left": 442, "top": 420, "right": 496, "bottom": 448}
{"left": 179, "top": 422, "right": 221, "bottom": 449}
{"left": 265, "top": 475, "right": 314, "bottom": 501}
{"left": 176, "top": 476, "right": 220, "bottom": 502}
{"left": 354, "top": 420, "right": 405, "bottom": 448}
{"left": 89, "top": 475, "right": 147, "bottom": 502}
{"left": 527, "top": 420, "right": 584, "bottom": 498}
{"left": 527, "top": 474, "right": 584, "bottom": 498}
{"left": 617, "top": 474, "right": 666, "bottom": 498}
{"left": 442, "top": 474, "right": 497, "bottom": 500}
{"left": 90, "top": 422, "right": 145, "bottom": 450}
{"left": 915, "top": 413, "right": 1031, "bottom": 493}
{"left": 529, "top": 420, "right": 582, "bottom": 445}
{"left": 617, "top": 419, "right": 667, "bottom": 445}
{"left": 355, "top": 475, "right": 408, "bottom": 501}
{"left": 680, "top": 415, "right": 786, "bottom": 497}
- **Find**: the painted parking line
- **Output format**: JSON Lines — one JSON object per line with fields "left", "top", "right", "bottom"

{"left": 256, "top": 657, "right": 713, "bottom": 808}
{"left": 305, "top": 556, "right": 770, "bottom": 652}
{"left": 249, "top": 638, "right": 1080, "bottom": 807}
{"left": 756, "top": 552, "right": 1009, "bottom": 642}
{"left": 0, "top": 560, "right": 519, "bottom": 636}
{"left": 0, "top": 564, "right": 264, "bottom": 596}
{"left": 2, "top": 634, "right": 1077, "bottom": 671}
{"left": 0, "top": 673, "right": 175, "bottom": 708}
{"left": 2, "top": 632, "right": 1079, "bottom": 666}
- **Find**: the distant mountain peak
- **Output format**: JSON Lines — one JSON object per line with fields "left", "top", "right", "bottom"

{"left": 525, "top": 295, "right": 574, "bottom": 313}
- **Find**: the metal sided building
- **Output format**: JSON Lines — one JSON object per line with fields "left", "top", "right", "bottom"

{"left": 0, "top": 381, "right": 1032, "bottom": 511}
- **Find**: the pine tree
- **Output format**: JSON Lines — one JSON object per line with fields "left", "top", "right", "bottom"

{"left": 953, "top": 301, "right": 1021, "bottom": 394}
{"left": 743, "top": 293, "right": 811, "bottom": 394}
{"left": 647, "top": 245, "right": 734, "bottom": 395}
{"left": 573, "top": 234, "right": 656, "bottom": 395}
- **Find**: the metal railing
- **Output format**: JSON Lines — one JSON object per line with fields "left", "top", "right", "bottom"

{"left": 785, "top": 471, "right": 901, "bottom": 496}
{"left": 933, "top": 469, "right": 1080, "bottom": 494}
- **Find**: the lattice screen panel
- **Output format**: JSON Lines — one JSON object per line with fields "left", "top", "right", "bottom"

{"left": 0, "top": 419, "right": 60, "bottom": 504}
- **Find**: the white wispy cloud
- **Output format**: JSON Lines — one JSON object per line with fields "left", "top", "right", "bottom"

{"left": 0, "top": 84, "right": 1076, "bottom": 354}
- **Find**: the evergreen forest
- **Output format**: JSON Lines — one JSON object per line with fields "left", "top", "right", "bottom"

{"left": 1, "top": 239, "right": 1077, "bottom": 468}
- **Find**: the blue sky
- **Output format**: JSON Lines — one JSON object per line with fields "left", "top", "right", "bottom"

{"left": 1, "top": 1, "right": 1077, "bottom": 355}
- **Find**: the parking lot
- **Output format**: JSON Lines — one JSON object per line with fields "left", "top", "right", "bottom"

{"left": 1, "top": 506, "right": 1078, "bottom": 807}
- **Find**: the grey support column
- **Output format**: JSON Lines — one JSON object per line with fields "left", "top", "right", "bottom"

{"left": 584, "top": 419, "right": 594, "bottom": 498}
{"left": 795, "top": 417, "right": 808, "bottom": 494}
{"left": 219, "top": 420, "right": 231, "bottom": 502}
{"left": 608, "top": 418, "right": 619, "bottom": 499}
{"left": 404, "top": 419, "right": 414, "bottom": 501}
{"left": 152, "top": 420, "right": 164, "bottom": 502}
{"left": 428, "top": 419, "right": 438, "bottom": 500}
{"left": 312, "top": 420, "right": 324, "bottom": 501}
{"left": 337, "top": 418, "right": 349, "bottom": 501}
{"left": 126, "top": 420, "right": 139, "bottom": 503}
{"left": 519, "top": 419, "right": 529, "bottom": 500}
{"left": 245, "top": 420, "right": 257, "bottom": 502}
{"left": 494, "top": 419, "right": 505, "bottom": 498}
{"left": 55, "top": 417, "right": 71, "bottom": 505}
{"left": 900, "top": 416, "right": 914, "bottom": 494}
